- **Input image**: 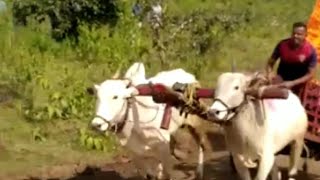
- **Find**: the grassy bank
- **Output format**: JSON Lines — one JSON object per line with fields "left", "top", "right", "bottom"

{"left": 0, "top": 0, "right": 316, "bottom": 177}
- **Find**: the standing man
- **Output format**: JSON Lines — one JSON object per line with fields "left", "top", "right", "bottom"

{"left": 266, "top": 21, "right": 318, "bottom": 95}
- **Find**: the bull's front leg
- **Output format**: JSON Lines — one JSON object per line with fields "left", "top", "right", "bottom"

{"left": 131, "top": 155, "right": 150, "bottom": 178}
{"left": 233, "top": 153, "right": 251, "bottom": 180}
{"left": 254, "top": 151, "right": 275, "bottom": 180}
{"left": 156, "top": 144, "right": 174, "bottom": 180}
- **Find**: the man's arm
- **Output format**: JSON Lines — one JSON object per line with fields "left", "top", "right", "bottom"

{"left": 266, "top": 57, "right": 277, "bottom": 75}
{"left": 290, "top": 48, "right": 317, "bottom": 86}
{"left": 266, "top": 43, "right": 280, "bottom": 79}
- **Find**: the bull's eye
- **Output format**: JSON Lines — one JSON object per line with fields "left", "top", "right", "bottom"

{"left": 113, "top": 96, "right": 118, "bottom": 99}
{"left": 235, "top": 86, "right": 239, "bottom": 90}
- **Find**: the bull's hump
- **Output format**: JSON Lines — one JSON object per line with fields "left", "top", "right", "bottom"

{"left": 263, "top": 92, "right": 304, "bottom": 120}
{"left": 148, "top": 68, "right": 196, "bottom": 85}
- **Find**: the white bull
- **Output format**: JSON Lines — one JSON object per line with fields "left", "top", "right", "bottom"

{"left": 207, "top": 72, "right": 308, "bottom": 180}
{"left": 89, "top": 62, "right": 205, "bottom": 179}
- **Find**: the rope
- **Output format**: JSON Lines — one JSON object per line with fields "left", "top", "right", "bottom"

{"left": 176, "top": 82, "right": 210, "bottom": 119}
{"left": 174, "top": 72, "right": 271, "bottom": 120}
{"left": 175, "top": 73, "right": 270, "bottom": 120}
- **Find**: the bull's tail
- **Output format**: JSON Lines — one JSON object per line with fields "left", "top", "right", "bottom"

{"left": 302, "top": 142, "right": 310, "bottom": 172}
{"left": 182, "top": 124, "right": 205, "bottom": 180}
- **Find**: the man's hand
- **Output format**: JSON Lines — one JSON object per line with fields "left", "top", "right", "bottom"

{"left": 266, "top": 72, "right": 275, "bottom": 83}
{"left": 266, "top": 73, "right": 284, "bottom": 85}
{"left": 276, "top": 81, "right": 295, "bottom": 89}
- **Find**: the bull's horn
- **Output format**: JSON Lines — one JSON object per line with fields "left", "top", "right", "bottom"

{"left": 112, "top": 66, "right": 121, "bottom": 79}
{"left": 86, "top": 87, "right": 95, "bottom": 95}
{"left": 231, "top": 59, "right": 236, "bottom": 72}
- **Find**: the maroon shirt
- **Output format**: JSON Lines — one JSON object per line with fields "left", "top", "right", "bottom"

{"left": 271, "top": 38, "right": 317, "bottom": 81}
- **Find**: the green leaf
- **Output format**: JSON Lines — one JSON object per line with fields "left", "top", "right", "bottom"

{"left": 94, "top": 138, "right": 103, "bottom": 151}
{"left": 85, "top": 137, "right": 94, "bottom": 149}
{"left": 80, "top": 134, "right": 88, "bottom": 147}
{"left": 60, "top": 99, "right": 68, "bottom": 108}
{"left": 79, "top": 128, "right": 86, "bottom": 136}
{"left": 55, "top": 108, "right": 63, "bottom": 118}
{"left": 51, "top": 92, "right": 62, "bottom": 100}
{"left": 71, "top": 105, "right": 78, "bottom": 115}
{"left": 47, "top": 105, "right": 55, "bottom": 119}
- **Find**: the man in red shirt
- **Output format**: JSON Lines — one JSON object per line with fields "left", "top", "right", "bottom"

{"left": 266, "top": 22, "right": 317, "bottom": 95}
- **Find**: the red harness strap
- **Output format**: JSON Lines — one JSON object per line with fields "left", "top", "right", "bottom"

{"left": 135, "top": 83, "right": 174, "bottom": 130}
{"left": 196, "top": 88, "right": 214, "bottom": 98}
{"left": 135, "top": 83, "right": 215, "bottom": 130}
{"left": 160, "top": 104, "right": 172, "bottom": 130}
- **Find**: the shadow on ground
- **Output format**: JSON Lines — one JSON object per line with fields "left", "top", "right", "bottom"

{"left": 65, "top": 161, "right": 142, "bottom": 180}
{"left": 23, "top": 125, "right": 320, "bottom": 180}
{"left": 205, "top": 131, "right": 227, "bottom": 153}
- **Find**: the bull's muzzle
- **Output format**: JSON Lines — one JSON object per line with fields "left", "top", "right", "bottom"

{"left": 208, "top": 98, "right": 232, "bottom": 121}
{"left": 91, "top": 117, "right": 110, "bottom": 132}
{"left": 207, "top": 109, "right": 223, "bottom": 120}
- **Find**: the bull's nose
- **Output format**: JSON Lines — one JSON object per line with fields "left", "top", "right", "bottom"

{"left": 90, "top": 122, "right": 101, "bottom": 130}
{"left": 91, "top": 117, "right": 108, "bottom": 131}
{"left": 207, "top": 109, "right": 220, "bottom": 119}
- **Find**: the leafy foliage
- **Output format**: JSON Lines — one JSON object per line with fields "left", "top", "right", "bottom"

{"left": 79, "top": 128, "right": 118, "bottom": 152}
{"left": 12, "top": 0, "right": 119, "bottom": 40}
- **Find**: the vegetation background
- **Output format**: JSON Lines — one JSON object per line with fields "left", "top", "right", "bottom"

{"left": 0, "top": 0, "right": 316, "bottom": 177}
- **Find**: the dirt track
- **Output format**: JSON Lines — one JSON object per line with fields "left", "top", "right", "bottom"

{"left": 19, "top": 124, "right": 320, "bottom": 180}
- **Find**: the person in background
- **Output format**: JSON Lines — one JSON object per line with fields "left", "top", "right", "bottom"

{"left": 132, "top": 0, "right": 144, "bottom": 27}
{"left": 266, "top": 21, "right": 318, "bottom": 95}
{"left": 0, "top": 0, "right": 6, "bottom": 13}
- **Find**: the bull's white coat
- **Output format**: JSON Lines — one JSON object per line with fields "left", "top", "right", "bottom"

{"left": 208, "top": 72, "right": 308, "bottom": 180}
{"left": 91, "top": 62, "right": 204, "bottom": 179}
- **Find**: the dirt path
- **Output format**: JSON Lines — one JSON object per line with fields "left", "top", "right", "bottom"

{"left": 16, "top": 124, "right": 320, "bottom": 180}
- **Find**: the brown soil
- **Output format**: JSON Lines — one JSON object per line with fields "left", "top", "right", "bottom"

{"left": 5, "top": 123, "right": 320, "bottom": 180}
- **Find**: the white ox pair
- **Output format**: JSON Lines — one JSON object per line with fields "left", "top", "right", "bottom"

{"left": 90, "top": 62, "right": 308, "bottom": 180}
{"left": 89, "top": 62, "right": 204, "bottom": 180}
{"left": 207, "top": 72, "right": 309, "bottom": 180}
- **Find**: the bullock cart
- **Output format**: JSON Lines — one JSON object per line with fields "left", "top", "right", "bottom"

{"left": 132, "top": 79, "right": 320, "bottom": 166}
{"left": 296, "top": 79, "right": 320, "bottom": 159}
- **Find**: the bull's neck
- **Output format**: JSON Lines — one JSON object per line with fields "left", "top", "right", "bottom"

{"left": 127, "top": 95, "right": 162, "bottom": 124}
{"left": 226, "top": 99, "right": 265, "bottom": 135}
{"left": 116, "top": 95, "right": 161, "bottom": 142}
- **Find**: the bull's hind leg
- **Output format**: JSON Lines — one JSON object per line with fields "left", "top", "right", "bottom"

{"left": 288, "top": 137, "right": 304, "bottom": 179}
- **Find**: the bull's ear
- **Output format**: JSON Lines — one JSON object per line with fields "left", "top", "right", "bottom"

{"left": 86, "top": 84, "right": 99, "bottom": 95}
{"left": 124, "top": 62, "right": 146, "bottom": 83}
{"left": 127, "top": 87, "right": 139, "bottom": 97}
{"left": 94, "top": 84, "right": 100, "bottom": 90}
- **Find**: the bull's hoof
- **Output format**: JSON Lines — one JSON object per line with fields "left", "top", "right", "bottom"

{"left": 195, "top": 173, "right": 204, "bottom": 180}
{"left": 144, "top": 174, "right": 172, "bottom": 180}
{"left": 229, "top": 154, "right": 236, "bottom": 172}
{"left": 145, "top": 174, "right": 155, "bottom": 180}
{"left": 288, "top": 172, "right": 299, "bottom": 180}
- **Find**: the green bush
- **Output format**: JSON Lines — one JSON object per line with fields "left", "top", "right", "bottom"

{"left": 12, "top": 0, "right": 119, "bottom": 41}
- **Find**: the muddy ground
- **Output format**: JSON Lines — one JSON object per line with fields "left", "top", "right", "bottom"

{"left": 8, "top": 124, "right": 320, "bottom": 180}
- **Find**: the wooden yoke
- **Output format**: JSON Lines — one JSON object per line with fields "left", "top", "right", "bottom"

{"left": 134, "top": 82, "right": 289, "bottom": 129}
